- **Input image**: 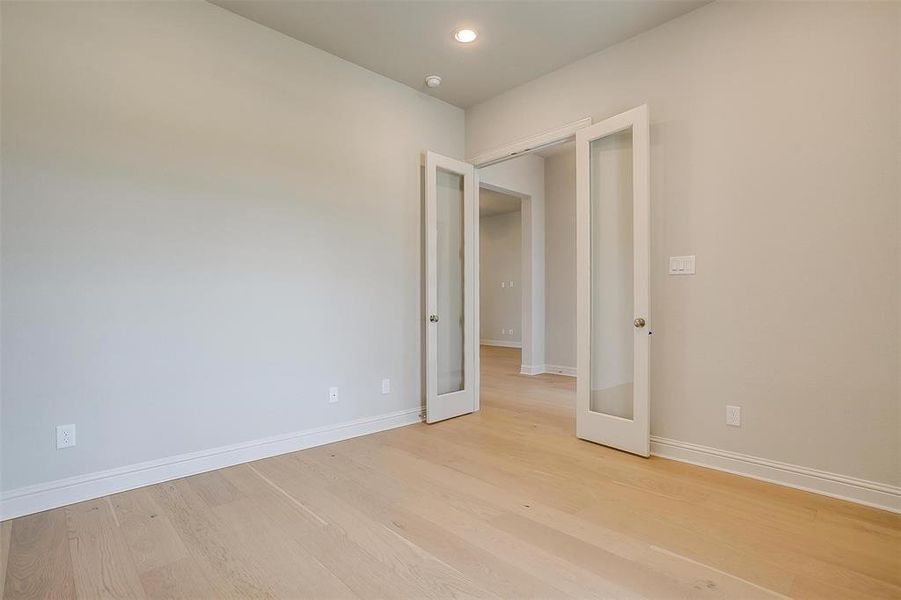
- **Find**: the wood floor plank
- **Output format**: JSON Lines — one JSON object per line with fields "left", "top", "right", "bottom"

{"left": 3, "top": 510, "right": 75, "bottom": 599}
{"left": 300, "top": 451, "right": 575, "bottom": 599}
{"left": 327, "top": 434, "right": 783, "bottom": 598}
{"left": 211, "top": 465, "right": 358, "bottom": 599}
{"left": 185, "top": 470, "right": 245, "bottom": 508}
{"left": 0, "top": 520, "right": 11, "bottom": 597}
{"left": 146, "top": 478, "right": 275, "bottom": 599}
{"left": 251, "top": 456, "right": 495, "bottom": 599}
{"left": 138, "top": 556, "right": 219, "bottom": 600}
{"left": 108, "top": 487, "right": 190, "bottom": 576}
{"left": 302, "top": 447, "right": 642, "bottom": 598}
{"left": 490, "top": 511, "right": 771, "bottom": 599}
{"left": 399, "top": 488, "right": 644, "bottom": 598}
{"left": 65, "top": 497, "right": 147, "bottom": 599}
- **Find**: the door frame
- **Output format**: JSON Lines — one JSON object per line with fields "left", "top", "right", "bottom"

{"left": 468, "top": 117, "right": 592, "bottom": 168}
{"left": 471, "top": 118, "right": 592, "bottom": 382}
{"left": 424, "top": 117, "right": 593, "bottom": 421}
{"left": 476, "top": 180, "right": 529, "bottom": 372}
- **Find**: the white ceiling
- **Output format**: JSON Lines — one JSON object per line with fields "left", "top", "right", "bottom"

{"left": 480, "top": 188, "right": 521, "bottom": 218}
{"left": 211, "top": 1, "right": 709, "bottom": 108}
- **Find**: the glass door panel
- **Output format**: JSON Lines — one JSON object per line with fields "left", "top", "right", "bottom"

{"left": 589, "top": 129, "right": 634, "bottom": 420}
{"left": 436, "top": 168, "right": 465, "bottom": 395}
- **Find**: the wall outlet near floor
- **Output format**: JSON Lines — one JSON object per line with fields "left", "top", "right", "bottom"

{"left": 381, "top": 378, "right": 390, "bottom": 394}
{"left": 329, "top": 386, "right": 339, "bottom": 403}
{"left": 508, "top": 328, "right": 514, "bottom": 336}
{"left": 726, "top": 405, "right": 741, "bottom": 427}
{"left": 56, "top": 424, "right": 76, "bottom": 449}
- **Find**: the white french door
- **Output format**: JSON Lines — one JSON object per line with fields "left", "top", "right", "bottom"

{"left": 424, "top": 151, "right": 478, "bottom": 423}
{"left": 575, "top": 105, "right": 651, "bottom": 456}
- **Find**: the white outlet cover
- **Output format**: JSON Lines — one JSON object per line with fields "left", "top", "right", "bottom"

{"left": 329, "top": 386, "right": 339, "bottom": 403}
{"left": 726, "top": 405, "right": 741, "bottom": 427}
{"left": 381, "top": 378, "right": 390, "bottom": 394}
{"left": 56, "top": 424, "right": 76, "bottom": 449}
{"left": 509, "top": 328, "right": 514, "bottom": 335}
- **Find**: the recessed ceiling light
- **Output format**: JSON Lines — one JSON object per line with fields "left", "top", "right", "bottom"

{"left": 454, "top": 29, "right": 477, "bottom": 44}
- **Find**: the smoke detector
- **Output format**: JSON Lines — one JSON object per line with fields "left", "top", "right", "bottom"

{"left": 425, "top": 75, "right": 442, "bottom": 88}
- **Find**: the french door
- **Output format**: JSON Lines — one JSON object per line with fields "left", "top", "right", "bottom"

{"left": 575, "top": 105, "right": 651, "bottom": 456}
{"left": 424, "top": 151, "right": 478, "bottom": 423}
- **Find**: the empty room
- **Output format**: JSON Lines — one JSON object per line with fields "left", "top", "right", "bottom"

{"left": 1, "top": 1, "right": 899, "bottom": 598}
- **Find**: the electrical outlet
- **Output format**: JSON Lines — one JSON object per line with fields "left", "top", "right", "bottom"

{"left": 508, "top": 328, "right": 514, "bottom": 336}
{"left": 501, "top": 328, "right": 506, "bottom": 335}
{"left": 381, "top": 378, "right": 390, "bottom": 394}
{"left": 726, "top": 405, "right": 741, "bottom": 427}
{"left": 56, "top": 424, "right": 76, "bottom": 449}
{"left": 329, "top": 386, "right": 339, "bottom": 403}
{"left": 509, "top": 280, "right": 515, "bottom": 288}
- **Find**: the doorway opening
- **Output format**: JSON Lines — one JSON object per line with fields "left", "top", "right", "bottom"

{"left": 475, "top": 146, "right": 577, "bottom": 419}
{"left": 425, "top": 107, "right": 649, "bottom": 456}
{"left": 478, "top": 186, "right": 523, "bottom": 359}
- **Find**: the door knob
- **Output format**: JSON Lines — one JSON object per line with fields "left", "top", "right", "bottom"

{"left": 430, "top": 314, "right": 439, "bottom": 323}
{"left": 633, "top": 317, "right": 646, "bottom": 328}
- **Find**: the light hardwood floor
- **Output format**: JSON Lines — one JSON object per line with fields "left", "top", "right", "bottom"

{"left": 2, "top": 346, "right": 899, "bottom": 599}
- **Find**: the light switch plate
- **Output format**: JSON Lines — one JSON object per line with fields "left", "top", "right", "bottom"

{"left": 669, "top": 255, "right": 696, "bottom": 275}
{"left": 329, "top": 386, "right": 339, "bottom": 403}
{"left": 381, "top": 379, "right": 390, "bottom": 394}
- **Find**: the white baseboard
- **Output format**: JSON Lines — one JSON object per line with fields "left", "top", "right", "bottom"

{"left": 1, "top": 407, "right": 422, "bottom": 521}
{"left": 543, "top": 364, "right": 576, "bottom": 377}
{"left": 650, "top": 436, "right": 901, "bottom": 514}
{"left": 481, "top": 339, "right": 522, "bottom": 349}
{"left": 519, "top": 364, "right": 576, "bottom": 376}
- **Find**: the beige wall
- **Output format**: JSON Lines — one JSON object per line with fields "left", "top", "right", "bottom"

{"left": 1, "top": 1, "right": 463, "bottom": 492}
{"left": 479, "top": 210, "right": 523, "bottom": 345}
{"left": 467, "top": 1, "right": 901, "bottom": 485}
{"left": 543, "top": 150, "right": 576, "bottom": 370}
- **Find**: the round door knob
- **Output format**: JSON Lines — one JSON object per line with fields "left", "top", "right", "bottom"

{"left": 429, "top": 314, "right": 439, "bottom": 323}
{"left": 633, "top": 317, "right": 646, "bottom": 328}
